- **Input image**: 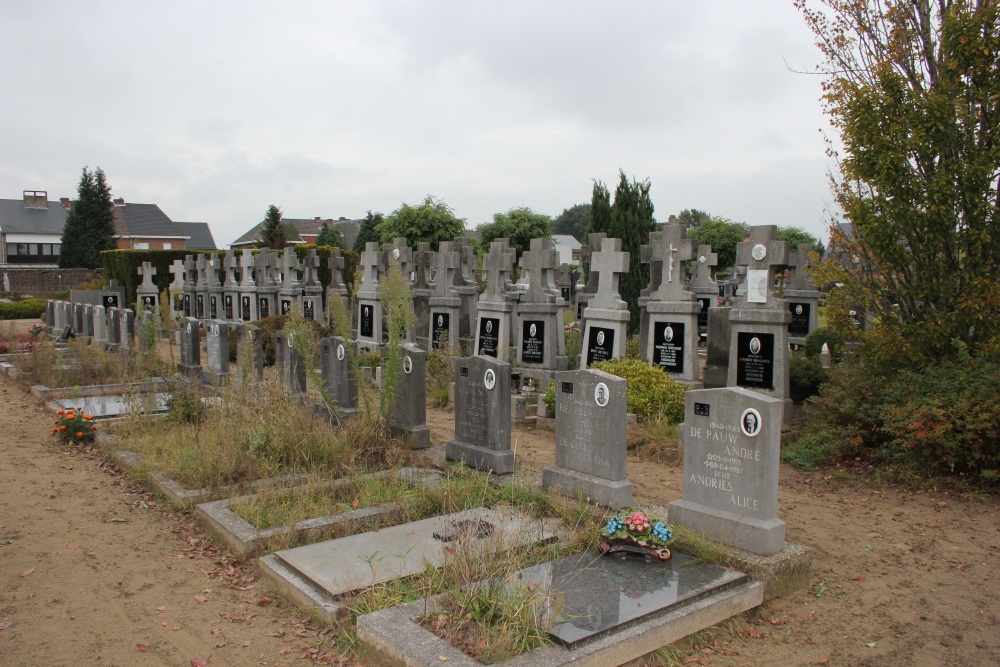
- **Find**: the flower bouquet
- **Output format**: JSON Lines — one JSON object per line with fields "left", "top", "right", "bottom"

{"left": 51, "top": 408, "right": 98, "bottom": 445}
{"left": 599, "top": 509, "right": 673, "bottom": 562}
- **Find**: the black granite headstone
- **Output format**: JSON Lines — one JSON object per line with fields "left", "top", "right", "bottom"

{"left": 196, "top": 295, "right": 205, "bottom": 318}
{"left": 585, "top": 326, "right": 614, "bottom": 366}
{"left": 522, "top": 320, "right": 544, "bottom": 364}
{"left": 210, "top": 296, "right": 218, "bottom": 319}
{"left": 303, "top": 298, "right": 315, "bottom": 320}
{"left": 183, "top": 294, "right": 191, "bottom": 317}
{"left": 652, "top": 321, "right": 685, "bottom": 373}
{"left": 281, "top": 299, "right": 291, "bottom": 315}
{"left": 258, "top": 298, "right": 270, "bottom": 319}
{"left": 359, "top": 302, "right": 374, "bottom": 337}
{"left": 477, "top": 317, "right": 499, "bottom": 357}
{"left": 736, "top": 331, "right": 775, "bottom": 389}
{"left": 788, "top": 302, "right": 810, "bottom": 336}
{"left": 241, "top": 296, "right": 251, "bottom": 321}
{"left": 432, "top": 312, "right": 450, "bottom": 349}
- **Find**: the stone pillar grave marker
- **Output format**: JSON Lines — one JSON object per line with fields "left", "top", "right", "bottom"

{"left": 387, "top": 344, "right": 430, "bottom": 449}
{"left": 320, "top": 336, "right": 357, "bottom": 418}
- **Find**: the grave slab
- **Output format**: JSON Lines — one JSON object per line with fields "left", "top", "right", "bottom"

{"left": 47, "top": 393, "right": 170, "bottom": 419}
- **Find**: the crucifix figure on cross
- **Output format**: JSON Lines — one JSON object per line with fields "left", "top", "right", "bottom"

{"left": 647, "top": 225, "right": 696, "bottom": 302}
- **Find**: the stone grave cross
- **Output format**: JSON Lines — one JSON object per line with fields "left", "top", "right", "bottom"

{"left": 281, "top": 248, "right": 302, "bottom": 288}
{"left": 588, "top": 237, "right": 630, "bottom": 310}
{"left": 138, "top": 262, "right": 156, "bottom": 290}
{"left": 431, "top": 243, "right": 462, "bottom": 296}
{"left": 223, "top": 251, "right": 239, "bottom": 288}
{"left": 786, "top": 244, "right": 816, "bottom": 291}
{"left": 412, "top": 243, "right": 434, "bottom": 290}
{"left": 691, "top": 244, "right": 718, "bottom": 289}
{"left": 327, "top": 251, "right": 346, "bottom": 290}
{"left": 183, "top": 255, "right": 197, "bottom": 288}
{"left": 240, "top": 249, "right": 256, "bottom": 286}
{"left": 302, "top": 249, "right": 321, "bottom": 287}
{"left": 358, "top": 243, "right": 382, "bottom": 294}
{"left": 580, "top": 233, "right": 606, "bottom": 293}
{"left": 169, "top": 259, "right": 185, "bottom": 292}
{"left": 196, "top": 255, "right": 209, "bottom": 288}
{"left": 519, "top": 238, "right": 559, "bottom": 304}
{"left": 735, "top": 225, "right": 789, "bottom": 305}
{"left": 481, "top": 239, "right": 515, "bottom": 302}
{"left": 383, "top": 237, "right": 413, "bottom": 280}
{"left": 648, "top": 225, "right": 696, "bottom": 302}
{"left": 258, "top": 248, "right": 277, "bottom": 287}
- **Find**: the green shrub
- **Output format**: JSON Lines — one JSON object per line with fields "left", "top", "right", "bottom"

{"left": 542, "top": 381, "right": 556, "bottom": 415}
{"left": 789, "top": 355, "right": 828, "bottom": 403}
{"left": 591, "top": 357, "right": 687, "bottom": 424}
{"left": 255, "top": 315, "right": 288, "bottom": 367}
{"left": 166, "top": 381, "right": 205, "bottom": 424}
{"left": 804, "top": 327, "right": 844, "bottom": 362}
{"left": 564, "top": 329, "right": 581, "bottom": 369}
{"left": 0, "top": 298, "right": 47, "bottom": 320}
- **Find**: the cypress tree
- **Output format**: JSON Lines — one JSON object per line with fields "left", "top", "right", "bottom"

{"left": 59, "top": 166, "right": 116, "bottom": 268}
{"left": 606, "top": 170, "right": 657, "bottom": 335}
{"left": 259, "top": 204, "right": 286, "bottom": 249}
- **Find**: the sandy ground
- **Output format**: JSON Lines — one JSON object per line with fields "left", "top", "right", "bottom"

{"left": 1, "top": 362, "right": 997, "bottom": 666}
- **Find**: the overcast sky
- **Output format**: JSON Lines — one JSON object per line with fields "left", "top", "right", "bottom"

{"left": 1, "top": 0, "right": 837, "bottom": 247}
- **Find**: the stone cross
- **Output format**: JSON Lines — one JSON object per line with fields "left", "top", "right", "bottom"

{"left": 223, "top": 251, "right": 239, "bottom": 288}
{"left": 786, "top": 244, "right": 817, "bottom": 291}
{"left": 195, "top": 255, "right": 209, "bottom": 288}
{"left": 640, "top": 231, "right": 664, "bottom": 298}
{"left": 183, "top": 256, "right": 196, "bottom": 288}
{"left": 481, "top": 239, "right": 515, "bottom": 302}
{"left": 691, "top": 244, "right": 718, "bottom": 289}
{"left": 240, "top": 249, "right": 256, "bottom": 286}
{"left": 519, "top": 237, "right": 559, "bottom": 304}
{"left": 358, "top": 242, "right": 382, "bottom": 294}
{"left": 383, "top": 237, "right": 413, "bottom": 280}
{"left": 412, "top": 242, "right": 434, "bottom": 290}
{"left": 207, "top": 255, "right": 222, "bottom": 287}
{"left": 327, "top": 251, "right": 346, "bottom": 290}
{"left": 457, "top": 239, "right": 478, "bottom": 287}
{"left": 302, "top": 249, "right": 321, "bottom": 287}
{"left": 587, "top": 237, "right": 630, "bottom": 310}
{"left": 431, "top": 242, "right": 462, "bottom": 297}
{"left": 281, "top": 247, "right": 301, "bottom": 288}
{"left": 137, "top": 262, "right": 156, "bottom": 289}
{"left": 580, "top": 233, "right": 606, "bottom": 293}
{"left": 257, "top": 248, "right": 277, "bottom": 287}
{"left": 648, "top": 225, "right": 696, "bottom": 302}
{"left": 735, "top": 225, "right": 789, "bottom": 305}
{"left": 169, "top": 259, "right": 185, "bottom": 292}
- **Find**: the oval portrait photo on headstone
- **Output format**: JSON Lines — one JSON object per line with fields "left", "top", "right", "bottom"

{"left": 594, "top": 382, "right": 609, "bottom": 407}
{"left": 529, "top": 323, "right": 537, "bottom": 338}
{"left": 336, "top": 344, "right": 345, "bottom": 361}
{"left": 664, "top": 325, "right": 674, "bottom": 342}
{"left": 437, "top": 315, "right": 444, "bottom": 328}
{"left": 795, "top": 304, "right": 803, "bottom": 315}
{"left": 364, "top": 306, "right": 370, "bottom": 317}
{"left": 596, "top": 331, "right": 605, "bottom": 346}
{"left": 392, "top": 248, "right": 400, "bottom": 259}
{"left": 741, "top": 408, "right": 762, "bottom": 437}
{"left": 749, "top": 336, "right": 762, "bottom": 355}
{"left": 186, "top": 322, "right": 193, "bottom": 334}
{"left": 486, "top": 320, "right": 492, "bottom": 334}
{"left": 403, "top": 356, "right": 412, "bottom": 374}
{"left": 483, "top": 368, "right": 496, "bottom": 391}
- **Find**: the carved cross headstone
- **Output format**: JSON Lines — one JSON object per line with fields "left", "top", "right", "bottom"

{"left": 223, "top": 251, "right": 239, "bottom": 288}
{"left": 240, "top": 249, "right": 256, "bottom": 286}
{"left": 383, "top": 237, "right": 413, "bottom": 280}
{"left": 431, "top": 242, "right": 462, "bottom": 297}
{"left": 640, "top": 231, "right": 664, "bottom": 297}
{"left": 169, "top": 259, "right": 185, "bottom": 292}
{"left": 357, "top": 242, "right": 382, "bottom": 294}
{"left": 281, "top": 247, "right": 302, "bottom": 289}
{"left": 519, "top": 237, "right": 559, "bottom": 304}
{"left": 302, "top": 249, "right": 321, "bottom": 287}
{"left": 257, "top": 248, "right": 277, "bottom": 287}
{"left": 735, "top": 225, "right": 789, "bottom": 305}
{"left": 648, "top": 225, "right": 696, "bottom": 302}
{"left": 412, "top": 243, "right": 434, "bottom": 290}
{"left": 195, "top": 255, "right": 209, "bottom": 288}
{"left": 691, "top": 244, "right": 718, "bottom": 289}
{"left": 786, "top": 244, "right": 816, "bottom": 291}
{"left": 580, "top": 233, "right": 606, "bottom": 293}
{"left": 137, "top": 262, "right": 157, "bottom": 289}
{"left": 457, "top": 240, "right": 478, "bottom": 287}
{"left": 327, "top": 251, "right": 346, "bottom": 291}
{"left": 587, "top": 237, "right": 630, "bottom": 310}
{"left": 481, "top": 239, "right": 515, "bottom": 302}
{"left": 183, "top": 256, "right": 196, "bottom": 288}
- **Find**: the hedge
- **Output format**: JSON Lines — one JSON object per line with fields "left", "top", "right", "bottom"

{"left": 0, "top": 298, "right": 47, "bottom": 320}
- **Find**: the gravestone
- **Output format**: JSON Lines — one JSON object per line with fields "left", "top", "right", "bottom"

{"left": 177, "top": 317, "right": 202, "bottom": 377}
{"left": 446, "top": 355, "right": 513, "bottom": 474}
{"left": 118, "top": 309, "right": 135, "bottom": 350}
{"left": 182, "top": 255, "right": 196, "bottom": 318}
{"left": 238, "top": 248, "right": 259, "bottom": 322}
{"left": 202, "top": 320, "right": 230, "bottom": 385}
{"left": 690, "top": 245, "right": 718, "bottom": 339}
{"left": 82, "top": 304, "right": 94, "bottom": 339}
{"left": 46, "top": 300, "right": 56, "bottom": 334}
{"left": 279, "top": 247, "right": 303, "bottom": 316}
{"left": 453, "top": 237, "right": 480, "bottom": 348}
{"left": 72, "top": 302, "right": 85, "bottom": 336}
{"left": 703, "top": 306, "right": 732, "bottom": 389}
{"left": 100, "top": 282, "right": 126, "bottom": 313}
{"left": 355, "top": 243, "right": 383, "bottom": 349}
{"left": 300, "top": 249, "right": 323, "bottom": 321}
{"left": 274, "top": 330, "right": 307, "bottom": 400}
{"left": 234, "top": 323, "right": 264, "bottom": 383}
{"left": 556, "top": 263, "right": 575, "bottom": 311}
{"left": 387, "top": 344, "right": 430, "bottom": 449}
{"left": 516, "top": 237, "right": 568, "bottom": 381}
{"left": 168, "top": 258, "right": 186, "bottom": 322}
{"left": 411, "top": 243, "right": 434, "bottom": 348}
{"left": 256, "top": 248, "right": 278, "bottom": 320}
{"left": 92, "top": 305, "right": 107, "bottom": 345}
{"left": 667, "top": 387, "right": 785, "bottom": 555}
{"left": 727, "top": 225, "right": 792, "bottom": 422}
{"left": 637, "top": 230, "right": 665, "bottom": 358}
{"left": 474, "top": 239, "right": 515, "bottom": 361}
{"left": 784, "top": 244, "right": 821, "bottom": 346}
{"left": 580, "top": 237, "right": 630, "bottom": 369}
{"left": 221, "top": 251, "right": 240, "bottom": 322}
{"left": 136, "top": 261, "right": 159, "bottom": 316}
{"left": 542, "top": 369, "right": 632, "bottom": 508}
{"left": 326, "top": 250, "right": 351, "bottom": 324}
{"left": 206, "top": 254, "right": 223, "bottom": 320}
{"left": 105, "top": 307, "right": 121, "bottom": 349}
{"left": 428, "top": 241, "right": 463, "bottom": 352}
{"left": 643, "top": 225, "right": 702, "bottom": 385}
{"left": 320, "top": 336, "right": 357, "bottom": 418}
{"left": 575, "top": 233, "right": 606, "bottom": 322}
{"left": 382, "top": 237, "right": 413, "bottom": 282}
{"left": 194, "top": 254, "right": 209, "bottom": 319}
{"left": 52, "top": 301, "right": 65, "bottom": 335}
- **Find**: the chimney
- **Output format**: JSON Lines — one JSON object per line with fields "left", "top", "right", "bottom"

{"left": 339, "top": 217, "right": 347, "bottom": 221}
{"left": 315, "top": 217, "right": 322, "bottom": 222}
{"left": 23, "top": 190, "right": 47, "bottom": 208}
{"left": 114, "top": 197, "right": 125, "bottom": 206}
{"left": 60, "top": 197, "right": 71, "bottom": 209}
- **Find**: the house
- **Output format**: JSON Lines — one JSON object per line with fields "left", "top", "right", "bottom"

{"left": 0, "top": 191, "right": 68, "bottom": 266}
{"left": 112, "top": 198, "right": 189, "bottom": 249}
{"left": 552, "top": 234, "right": 582, "bottom": 265}
{"left": 230, "top": 217, "right": 362, "bottom": 250}
{"left": 175, "top": 222, "right": 217, "bottom": 250}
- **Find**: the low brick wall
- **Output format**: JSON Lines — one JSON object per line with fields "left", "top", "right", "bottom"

{"left": 1, "top": 268, "right": 102, "bottom": 294}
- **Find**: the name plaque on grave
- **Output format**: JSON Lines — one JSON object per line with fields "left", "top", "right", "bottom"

{"left": 258, "top": 298, "right": 270, "bottom": 319}
{"left": 736, "top": 332, "right": 775, "bottom": 389}
{"left": 522, "top": 320, "right": 545, "bottom": 364}
{"left": 788, "top": 302, "right": 810, "bottom": 336}
{"left": 359, "top": 303, "right": 374, "bottom": 337}
{"left": 652, "top": 321, "right": 685, "bottom": 373}
{"left": 103, "top": 293, "right": 120, "bottom": 310}
{"left": 477, "top": 317, "right": 499, "bottom": 357}
{"left": 225, "top": 296, "right": 234, "bottom": 320}
{"left": 303, "top": 299, "right": 315, "bottom": 320}
{"left": 183, "top": 294, "right": 191, "bottom": 317}
{"left": 432, "top": 312, "right": 450, "bottom": 349}
{"left": 241, "top": 296, "right": 251, "bottom": 321}
{"left": 210, "top": 296, "right": 218, "bottom": 319}
{"left": 698, "top": 298, "right": 712, "bottom": 328}
{"left": 585, "top": 327, "right": 614, "bottom": 366}
{"left": 196, "top": 295, "right": 204, "bottom": 318}
{"left": 141, "top": 295, "right": 156, "bottom": 310}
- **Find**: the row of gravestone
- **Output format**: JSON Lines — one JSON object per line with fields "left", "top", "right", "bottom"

{"left": 44, "top": 299, "right": 161, "bottom": 353}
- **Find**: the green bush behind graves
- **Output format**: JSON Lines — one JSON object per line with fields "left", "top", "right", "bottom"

{"left": 783, "top": 351, "right": 1000, "bottom": 486}
{"left": 0, "top": 298, "right": 47, "bottom": 320}
{"left": 804, "top": 327, "right": 844, "bottom": 362}
{"left": 591, "top": 357, "right": 687, "bottom": 424}
{"left": 789, "top": 355, "right": 828, "bottom": 403}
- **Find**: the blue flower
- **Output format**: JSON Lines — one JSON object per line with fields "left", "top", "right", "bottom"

{"left": 652, "top": 522, "right": 672, "bottom": 541}
{"left": 605, "top": 516, "right": 624, "bottom": 534}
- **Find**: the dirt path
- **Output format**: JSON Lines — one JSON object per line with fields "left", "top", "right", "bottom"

{"left": 1, "top": 371, "right": 997, "bottom": 667}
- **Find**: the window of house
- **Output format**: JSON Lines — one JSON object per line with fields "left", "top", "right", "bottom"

{"left": 162, "top": 243, "right": 172, "bottom": 250}
{"left": 134, "top": 243, "right": 150, "bottom": 250}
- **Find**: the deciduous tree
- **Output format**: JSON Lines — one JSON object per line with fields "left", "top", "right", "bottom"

{"left": 477, "top": 207, "right": 552, "bottom": 259}
{"left": 551, "top": 203, "right": 591, "bottom": 241}
{"left": 376, "top": 196, "right": 465, "bottom": 250}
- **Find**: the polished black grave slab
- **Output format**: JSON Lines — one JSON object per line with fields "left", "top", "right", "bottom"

{"left": 519, "top": 550, "right": 748, "bottom": 647}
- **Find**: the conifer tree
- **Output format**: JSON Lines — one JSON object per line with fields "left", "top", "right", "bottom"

{"left": 606, "top": 170, "right": 657, "bottom": 334}
{"left": 259, "top": 204, "right": 286, "bottom": 249}
{"left": 353, "top": 211, "right": 383, "bottom": 253}
{"left": 59, "top": 166, "right": 116, "bottom": 268}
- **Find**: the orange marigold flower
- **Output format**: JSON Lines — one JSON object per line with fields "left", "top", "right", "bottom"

{"left": 83, "top": 414, "right": 92, "bottom": 420}
{"left": 76, "top": 432, "right": 84, "bottom": 438}
{"left": 54, "top": 420, "right": 59, "bottom": 424}
{"left": 57, "top": 410, "right": 65, "bottom": 415}
{"left": 59, "top": 425, "right": 66, "bottom": 431}
{"left": 51, "top": 428, "right": 57, "bottom": 435}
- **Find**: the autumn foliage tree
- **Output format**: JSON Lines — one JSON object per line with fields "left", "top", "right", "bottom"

{"left": 799, "top": 0, "right": 1000, "bottom": 364}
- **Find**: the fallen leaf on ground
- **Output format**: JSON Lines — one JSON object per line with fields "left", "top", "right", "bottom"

{"left": 20, "top": 567, "right": 34, "bottom": 577}
{"left": 136, "top": 644, "right": 148, "bottom": 652}
{"left": 156, "top": 606, "right": 167, "bottom": 612}
{"left": 194, "top": 595, "right": 207, "bottom": 603}
{"left": 816, "top": 660, "right": 829, "bottom": 665}
{"left": 191, "top": 659, "right": 210, "bottom": 667}
{"left": 256, "top": 598, "right": 271, "bottom": 606}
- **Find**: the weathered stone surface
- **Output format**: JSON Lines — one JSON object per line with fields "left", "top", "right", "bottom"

{"left": 446, "top": 356, "right": 513, "bottom": 474}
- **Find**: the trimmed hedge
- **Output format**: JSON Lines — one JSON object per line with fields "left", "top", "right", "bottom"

{"left": 0, "top": 298, "right": 47, "bottom": 320}
{"left": 100, "top": 245, "right": 359, "bottom": 309}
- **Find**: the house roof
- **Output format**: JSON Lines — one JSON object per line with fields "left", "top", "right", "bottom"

{"left": 552, "top": 234, "right": 582, "bottom": 250}
{"left": 0, "top": 198, "right": 68, "bottom": 235}
{"left": 175, "top": 222, "right": 217, "bottom": 250}
{"left": 231, "top": 217, "right": 362, "bottom": 249}
{"left": 113, "top": 203, "right": 187, "bottom": 239}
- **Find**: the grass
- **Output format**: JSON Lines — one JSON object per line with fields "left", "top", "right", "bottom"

{"left": 13, "top": 336, "right": 169, "bottom": 389}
